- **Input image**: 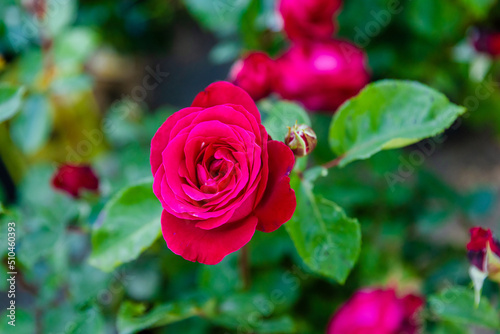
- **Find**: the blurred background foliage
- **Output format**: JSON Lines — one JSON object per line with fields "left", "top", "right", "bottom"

{"left": 0, "top": 0, "right": 500, "bottom": 333}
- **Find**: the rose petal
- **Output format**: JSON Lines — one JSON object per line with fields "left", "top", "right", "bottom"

{"left": 255, "top": 140, "right": 296, "bottom": 233}
{"left": 191, "top": 81, "right": 261, "bottom": 123}
{"left": 150, "top": 107, "right": 202, "bottom": 175}
{"left": 161, "top": 210, "right": 258, "bottom": 264}
{"left": 467, "top": 227, "right": 493, "bottom": 251}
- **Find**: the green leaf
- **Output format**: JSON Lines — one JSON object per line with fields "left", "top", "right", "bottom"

{"left": 432, "top": 321, "right": 469, "bottom": 334}
{"left": 199, "top": 253, "right": 241, "bottom": 296}
{"left": 69, "top": 308, "right": 106, "bottom": 334}
{"left": 53, "top": 27, "right": 99, "bottom": 76}
{"left": 117, "top": 298, "right": 216, "bottom": 334}
{"left": 44, "top": 0, "right": 77, "bottom": 37}
{"left": 183, "top": 0, "right": 251, "bottom": 36}
{"left": 405, "top": 0, "right": 467, "bottom": 42}
{"left": 429, "top": 286, "right": 500, "bottom": 329}
{"left": 89, "top": 180, "right": 161, "bottom": 272}
{"left": 285, "top": 175, "right": 361, "bottom": 283}
{"left": 458, "top": 0, "right": 497, "bottom": 19}
{"left": 210, "top": 293, "right": 296, "bottom": 333}
{"left": 0, "top": 84, "right": 24, "bottom": 123}
{"left": 329, "top": 80, "right": 466, "bottom": 167}
{"left": 260, "top": 100, "right": 312, "bottom": 142}
{"left": 10, "top": 94, "right": 53, "bottom": 154}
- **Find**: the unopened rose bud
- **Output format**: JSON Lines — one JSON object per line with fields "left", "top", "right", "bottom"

{"left": 285, "top": 123, "right": 317, "bottom": 157}
{"left": 466, "top": 227, "right": 500, "bottom": 305}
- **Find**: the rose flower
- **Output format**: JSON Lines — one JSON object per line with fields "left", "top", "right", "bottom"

{"left": 150, "top": 82, "right": 297, "bottom": 265}
{"left": 327, "top": 288, "right": 425, "bottom": 334}
{"left": 229, "top": 52, "right": 276, "bottom": 101}
{"left": 273, "top": 40, "right": 370, "bottom": 113}
{"left": 51, "top": 164, "right": 99, "bottom": 198}
{"left": 278, "top": 0, "right": 343, "bottom": 41}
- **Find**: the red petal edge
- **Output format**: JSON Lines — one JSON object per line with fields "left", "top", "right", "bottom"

{"left": 255, "top": 140, "right": 296, "bottom": 233}
{"left": 191, "top": 81, "right": 261, "bottom": 123}
{"left": 161, "top": 210, "right": 258, "bottom": 265}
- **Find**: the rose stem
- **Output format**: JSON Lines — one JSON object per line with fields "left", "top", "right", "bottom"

{"left": 321, "top": 155, "right": 344, "bottom": 170}
{"left": 239, "top": 245, "right": 250, "bottom": 290}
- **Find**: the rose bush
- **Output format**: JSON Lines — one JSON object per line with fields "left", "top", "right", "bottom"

{"left": 274, "top": 40, "right": 370, "bottom": 112}
{"left": 150, "top": 81, "right": 296, "bottom": 264}
{"left": 278, "top": 0, "right": 342, "bottom": 41}
{"left": 327, "top": 288, "right": 424, "bottom": 334}
{"left": 51, "top": 164, "right": 99, "bottom": 198}
{"left": 229, "top": 52, "right": 276, "bottom": 101}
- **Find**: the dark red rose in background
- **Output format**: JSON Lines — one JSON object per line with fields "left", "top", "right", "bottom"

{"left": 471, "top": 28, "right": 500, "bottom": 57}
{"left": 150, "top": 81, "right": 296, "bottom": 265}
{"left": 229, "top": 52, "right": 276, "bottom": 101}
{"left": 51, "top": 164, "right": 99, "bottom": 198}
{"left": 274, "top": 40, "right": 370, "bottom": 112}
{"left": 278, "top": 0, "right": 342, "bottom": 41}
{"left": 327, "top": 288, "right": 424, "bottom": 334}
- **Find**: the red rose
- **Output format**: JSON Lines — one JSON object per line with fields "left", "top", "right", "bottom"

{"left": 150, "top": 81, "right": 296, "bottom": 265}
{"left": 51, "top": 164, "right": 99, "bottom": 198}
{"left": 278, "top": 0, "right": 342, "bottom": 41}
{"left": 274, "top": 40, "right": 370, "bottom": 112}
{"left": 229, "top": 52, "right": 276, "bottom": 101}
{"left": 471, "top": 28, "right": 500, "bottom": 57}
{"left": 327, "top": 288, "right": 424, "bottom": 334}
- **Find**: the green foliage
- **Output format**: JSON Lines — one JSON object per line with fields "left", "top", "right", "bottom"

{"left": 117, "top": 298, "right": 216, "bottom": 334}
{"left": 458, "top": 0, "right": 497, "bottom": 19}
{"left": 209, "top": 293, "right": 296, "bottom": 333}
{"left": 0, "top": 84, "right": 24, "bottom": 123}
{"left": 329, "top": 80, "right": 467, "bottom": 167}
{"left": 89, "top": 180, "right": 161, "bottom": 272}
{"left": 405, "top": 0, "right": 468, "bottom": 43}
{"left": 260, "top": 100, "right": 312, "bottom": 141}
{"left": 0, "top": 309, "right": 35, "bottom": 333}
{"left": 2, "top": 0, "right": 500, "bottom": 332}
{"left": 10, "top": 94, "right": 53, "bottom": 154}
{"left": 183, "top": 0, "right": 252, "bottom": 37}
{"left": 429, "top": 286, "right": 500, "bottom": 329}
{"left": 286, "top": 175, "right": 361, "bottom": 284}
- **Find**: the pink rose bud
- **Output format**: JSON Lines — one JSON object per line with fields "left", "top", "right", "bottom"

{"left": 285, "top": 123, "right": 317, "bottom": 157}
{"left": 229, "top": 52, "right": 276, "bottom": 101}
{"left": 274, "top": 40, "right": 370, "bottom": 113}
{"left": 327, "top": 288, "right": 424, "bottom": 334}
{"left": 150, "top": 81, "right": 297, "bottom": 265}
{"left": 467, "top": 227, "right": 500, "bottom": 304}
{"left": 278, "top": 0, "right": 342, "bottom": 41}
{"left": 51, "top": 164, "right": 99, "bottom": 198}
{"left": 470, "top": 28, "right": 500, "bottom": 57}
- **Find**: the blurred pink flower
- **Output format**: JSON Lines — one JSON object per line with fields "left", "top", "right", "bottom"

{"left": 229, "top": 52, "right": 276, "bottom": 101}
{"left": 278, "top": 0, "right": 342, "bottom": 41}
{"left": 274, "top": 40, "right": 370, "bottom": 112}
{"left": 327, "top": 288, "right": 424, "bottom": 334}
